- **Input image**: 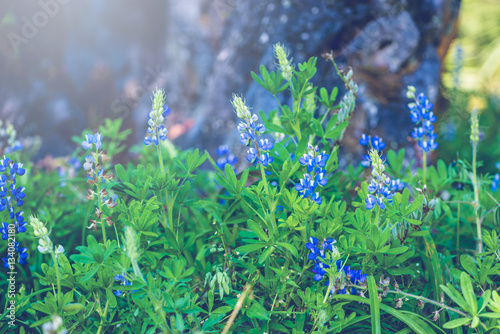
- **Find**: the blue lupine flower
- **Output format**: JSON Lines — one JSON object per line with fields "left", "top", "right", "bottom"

{"left": 113, "top": 274, "right": 133, "bottom": 297}
{"left": 371, "top": 136, "right": 385, "bottom": 151}
{"left": 2, "top": 241, "right": 28, "bottom": 269}
{"left": 492, "top": 174, "right": 500, "bottom": 192}
{"left": 389, "top": 179, "right": 405, "bottom": 192}
{"left": 0, "top": 157, "right": 27, "bottom": 237}
{"left": 296, "top": 144, "right": 329, "bottom": 204}
{"left": 359, "top": 134, "right": 370, "bottom": 146}
{"left": 1, "top": 222, "right": 9, "bottom": 240}
{"left": 306, "top": 236, "right": 338, "bottom": 282}
{"left": 216, "top": 145, "right": 238, "bottom": 171}
{"left": 358, "top": 135, "right": 386, "bottom": 167}
{"left": 407, "top": 88, "right": 438, "bottom": 152}
{"left": 81, "top": 133, "right": 102, "bottom": 150}
{"left": 232, "top": 95, "right": 273, "bottom": 167}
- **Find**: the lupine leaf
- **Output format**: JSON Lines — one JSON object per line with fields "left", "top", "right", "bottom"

{"left": 367, "top": 276, "right": 381, "bottom": 334}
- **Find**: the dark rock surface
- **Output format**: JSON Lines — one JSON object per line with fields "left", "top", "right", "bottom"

{"left": 0, "top": 0, "right": 460, "bottom": 161}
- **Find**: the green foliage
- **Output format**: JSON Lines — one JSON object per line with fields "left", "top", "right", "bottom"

{"left": 2, "top": 44, "right": 500, "bottom": 334}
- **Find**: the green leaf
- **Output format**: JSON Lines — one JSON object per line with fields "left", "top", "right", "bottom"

{"left": 443, "top": 317, "right": 472, "bottom": 329}
{"left": 106, "top": 289, "right": 117, "bottom": 308}
{"left": 81, "top": 265, "right": 100, "bottom": 282}
{"left": 405, "top": 195, "right": 424, "bottom": 215}
{"left": 276, "top": 242, "right": 298, "bottom": 257}
{"left": 460, "top": 272, "right": 477, "bottom": 315}
{"left": 247, "top": 302, "right": 269, "bottom": 320}
{"left": 368, "top": 276, "right": 381, "bottom": 334}
{"left": 115, "top": 164, "right": 128, "bottom": 182}
{"left": 247, "top": 220, "right": 269, "bottom": 242}
{"left": 234, "top": 243, "right": 267, "bottom": 253}
{"left": 380, "top": 246, "right": 408, "bottom": 255}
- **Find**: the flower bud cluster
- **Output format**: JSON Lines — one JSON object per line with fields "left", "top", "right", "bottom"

{"left": 232, "top": 95, "right": 274, "bottom": 167}
{"left": 407, "top": 86, "right": 438, "bottom": 152}
{"left": 29, "top": 216, "right": 64, "bottom": 256}
{"left": 273, "top": 43, "right": 293, "bottom": 81}
{"left": 144, "top": 89, "right": 170, "bottom": 146}
{"left": 0, "top": 120, "right": 23, "bottom": 155}
{"left": 470, "top": 107, "right": 479, "bottom": 144}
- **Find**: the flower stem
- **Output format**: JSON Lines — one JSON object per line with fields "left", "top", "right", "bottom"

{"left": 96, "top": 299, "right": 110, "bottom": 334}
{"left": 346, "top": 284, "right": 470, "bottom": 318}
{"left": 323, "top": 277, "right": 334, "bottom": 304}
{"left": 375, "top": 206, "right": 380, "bottom": 227}
{"left": 456, "top": 198, "right": 461, "bottom": 265}
{"left": 472, "top": 143, "right": 482, "bottom": 253}
{"left": 157, "top": 143, "right": 174, "bottom": 232}
{"left": 422, "top": 151, "right": 427, "bottom": 186}
{"left": 49, "top": 248, "right": 62, "bottom": 310}
{"left": 95, "top": 149, "right": 107, "bottom": 245}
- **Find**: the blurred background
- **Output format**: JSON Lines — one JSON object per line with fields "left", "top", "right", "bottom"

{"left": 0, "top": 0, "right": 499, "bottom": 171}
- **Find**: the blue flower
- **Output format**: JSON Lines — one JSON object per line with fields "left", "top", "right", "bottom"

{"left": 359, "top": 134, "right": 370, "bottom": 146}
{"left": 389, "top": 179, "right": 405, "bottom": 192}
{"left": 246, "top": 148, "right": 258, "bottom": 163}
{"left": 216, "top": 145, "right": 238, "bottom": 171}
{"left": 113, "top": 274, "right": 133, "bottom": 296}
{"left": 306, "top": 236, "right": 338, "bottom": 282}
{"left": 1, "top": 222, "right": 9, "bottom": 240}
{"left": 2, "top": 241, "right": 28, "bottom": 268}
{"left": 371, "top": 136, "right": 386, "bottom": 151}
{"left": 407, "top": 88, "right": 438, "bottom": 153}
{"left": 258, "top": 139, "right": 273, "bottom": 151}
{"left": 492, "top": 174, "right": 500, "bottom": 192}
{"left": 81, "top": 133, "right": 102, "bottom": 150}
{"left": 358, "top": 135, "right": 386, "bottom": 167}
{"left": 295, "top": 144, "right": 329, "bottom": 204}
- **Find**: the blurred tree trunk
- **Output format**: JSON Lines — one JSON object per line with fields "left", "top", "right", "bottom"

{"left": 165, "top": 0, "right": 460, "bottom": 163}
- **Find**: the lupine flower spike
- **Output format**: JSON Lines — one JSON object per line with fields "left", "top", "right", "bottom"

{"left": 232, "top": 95, "right": 274, "bottom": 167}
{"left": 0, "top": 156, "right": 28, "bottom": 268}
{"left": 81, "top": 133, "right": 116, "bottom": 241}
{"left": 295, "top": 144, "right": 329, "bottom": 205}
{"left": 365, "top": 149, "right": 393, "bottom": 212}
{"left": 144, "top": 88, "right": 170, "bottom": 146}
{"left": 305, "top": 237, "right": 367, "bottom": 295}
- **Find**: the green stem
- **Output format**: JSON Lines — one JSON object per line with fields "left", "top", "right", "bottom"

{"left": 113, "top": 223, "right": 121, "bottom": 249}
{"left": 49, "top": 248, "right": 62, "bottom": 310}
{"left": 456, "top": 199, "right": 461, "bottom": 264}
{"left": 96, "top": 299, "right": 110, "bottom": 334}
{"left": 346, "top": 284, "right": 470, "bottom": 318}
{"left": 157, "top": 143, "right": 174, "bottom": 232}
{"left": 95, "top": 149, "right": 107, "bottom": 245}
{"left": 472, "top": 143, "right": 482, "bottom": 253}
{"left": 323, "top": 276, "right": 334, "bottom": 304}
{"left": 375, "top": 206, "right": 380, "bottom": 227}
{"left": 422, "top": 151, "right": 427, "bottom": 186}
